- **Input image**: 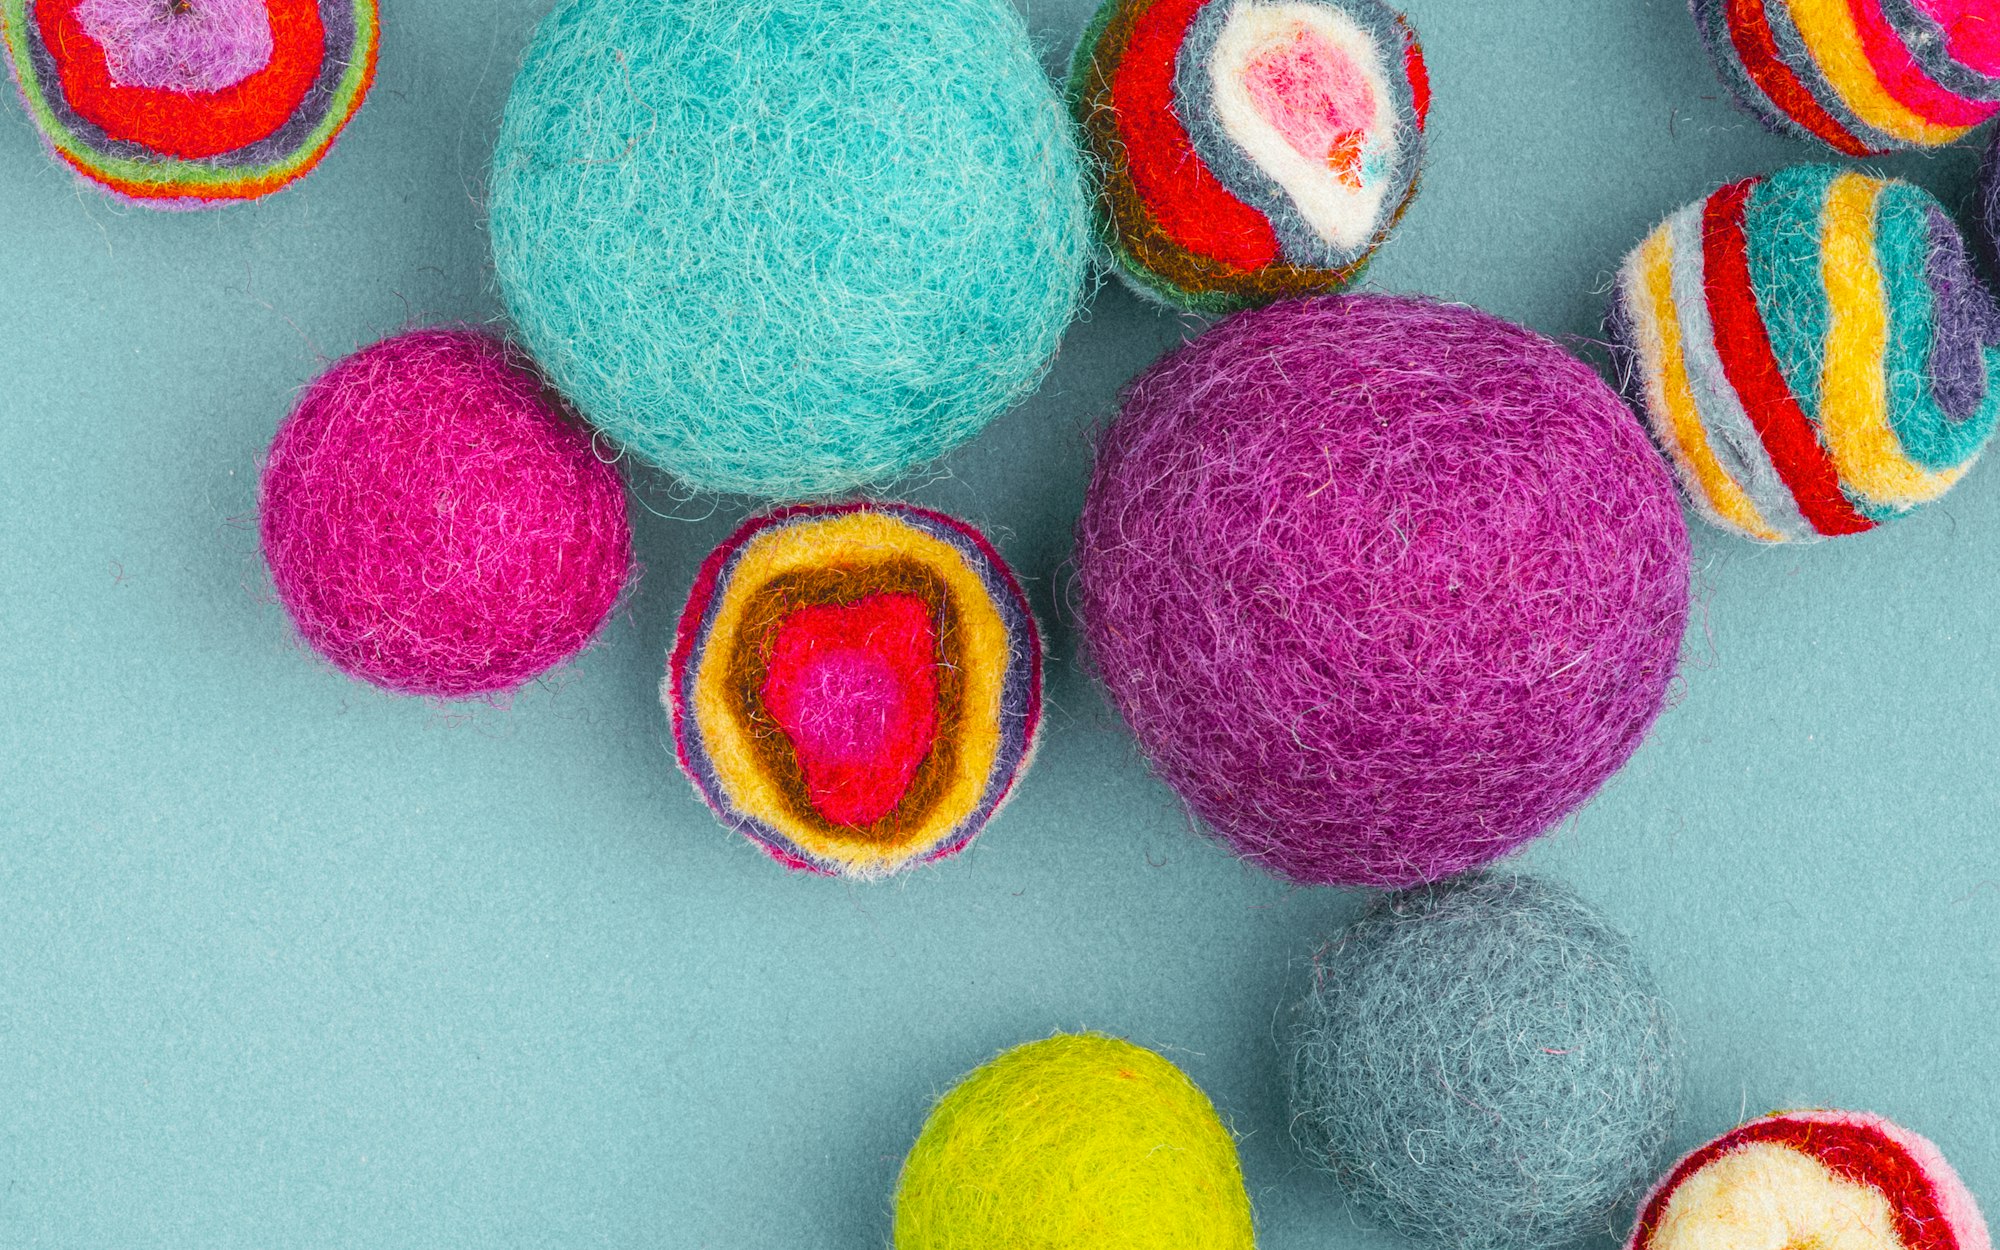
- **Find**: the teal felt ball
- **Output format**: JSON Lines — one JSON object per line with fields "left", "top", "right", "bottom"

{"left": 1289, "top": 874, "right": 1684, "bottom": 1250}
{"left": 487, "top": 0, "right": 1090, "bottom": 499}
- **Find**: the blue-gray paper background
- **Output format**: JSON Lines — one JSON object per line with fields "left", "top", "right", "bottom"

{"left": 2, "top": 1, "right": 1996, "bottom": 1245}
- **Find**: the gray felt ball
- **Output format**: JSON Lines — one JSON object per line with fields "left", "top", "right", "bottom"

{"left": 1288, "top": 873, "right": 1683, "bottom": 1250}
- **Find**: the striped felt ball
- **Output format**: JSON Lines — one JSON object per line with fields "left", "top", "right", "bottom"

{"left": 1694, "top": 0, "right": 2000, "bottom": 155}
{"left": 666, "top": 503, "right": 1042, "bottom": 880}
{"left": 1, "top": 0, "right": 378, "bottom": 206}
{"left": 1611, "top": 164, "right": 2000, "bottom": 542}
{"left": 1068, "top": 0, "right": 1429, "bottom": 313}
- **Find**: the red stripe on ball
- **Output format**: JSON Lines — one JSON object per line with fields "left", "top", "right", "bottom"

{"left": 1700, "top": 178, "right": 1874, "bottom": 536}
{"left": 1110, "top": 0, "right": 1281, "bottom": 271}
{"left": 1400, "top": 18, "right": 1429, "bottom": 131}
{"left": 1720, "top": 0, "right": 1874, "bottom": 155}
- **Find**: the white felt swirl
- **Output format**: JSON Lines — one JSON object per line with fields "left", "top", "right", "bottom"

{"left": 1204, "top": 0, "right": 1398, "bottom": 253}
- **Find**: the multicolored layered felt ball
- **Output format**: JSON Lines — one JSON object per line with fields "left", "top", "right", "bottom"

{"left": 1631, "top": 1112, "right": 1991, "bottom": 1250}
{"left": 1069, "top": 0, "right": 1429, "bottom": 312}
{"left": 1291, "top": 874, "right": 1684, "bottom": 1250}
{"left": 489, "top": 0, "right": 1088, "bottom": 499}
{"left": 667, "top": 503, "right": 1042, "bottom": 880}
{"left": 1611, "top": 164, "right": 2000, "bottom": 543}
{"left": 1694, "top": 0, "right": 2000, "bottom": 154}
{"left": 2, "top": 0, "right": 378, "bottom": 206}
{"left": 894, "top": 1034, "right": 1256, "bottom": 1250}
{"left": 261, "top": 329, "right": 633, "bottom": 699}
{"left": 1075, "top": 295, "right": 1690, "bottom": 889}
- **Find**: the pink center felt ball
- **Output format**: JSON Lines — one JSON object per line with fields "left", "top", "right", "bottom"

{"left": 260, "top": 329, "right": 633, "bottom": 698}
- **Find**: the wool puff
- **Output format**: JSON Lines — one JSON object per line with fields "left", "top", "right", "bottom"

{"left": 487, "top": 0, "right": 1090, "bottom": 500}
{"left": 894, "top": 1033, "right": 1256, "bottom": 1250}
{"left": 2, "top": 0, "right": 378, "bottom": 206}
{"left": 1289, "top": 873, "right": 1685, "bottom": 1250}
{"left": 1631, "top": 1111, "right": 1990, "bottom": 1250}
{"left": 1610, "top": 164, "right": 2000, "bottom": 543}
{"left": 666, "top": 502, "right": 1042, "bottom": 880}
{"left": 260, "top": 329, "right": 633, "bottom": 699}
{"left": 1069, "top": 0, "right": 1429, "bottom": 312}
{"left": 1074, "top": 294, "right": 1690, "bottom": 890}
{"left": 1694, "top": 0, "right": 2000, "bottom": 154}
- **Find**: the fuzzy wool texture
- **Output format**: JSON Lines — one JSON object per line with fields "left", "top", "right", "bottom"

{"left": 894, "top": 1033, "right": 1256, "bottom": 1250}
{"left": 0, "top": 0, "right": 379, "bottom": 206}
{"left": 667, "top": 503, "right": 1043, "bottom": 879}
{"left": 260, "top": 329, "right": 633, "bottom": 699}
{"left": 1068, "top": 0, "right": 1428, "bottom": 312}
{"left": 487, "top": 0, "right": 1089, "bottom": 500}
{"left": 1693, "top": 0, "right": 2000, "bottom": 155}
{"left": 1073, "top": 295, "right": 1691, "bottom": 889}
{"left": 1609, "top": 165, "right": 2000, "bottom": 543}
{"left": 1289, "top": 874, "right": 1685, "bottom": 1250}
{"left": 1630, "top": 1111, "right": 1992, "bottom": 1250}
{"left": 1981, "top": 126, "right": 2000, "bottom": 273}
{"left": 75, "top": 0, "right": 272, "bottom": 92}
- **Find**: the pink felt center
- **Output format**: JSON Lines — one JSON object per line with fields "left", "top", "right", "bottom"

{"left": 73, "top": 0, "right": 274, "bottom": 93}
{"left": 1913, "top": 0, "right": 2000, "bottom": 75}
{"left": 1242, "top": 26, "right": 1378, "bottom": 186}
{"left": 761, "top": 594, "right": 940, "bottom": 828}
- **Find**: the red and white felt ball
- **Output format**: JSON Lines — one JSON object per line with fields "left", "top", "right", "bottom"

{"left": 1631, "top": 1112, "right": 1990, "bottom": 1250}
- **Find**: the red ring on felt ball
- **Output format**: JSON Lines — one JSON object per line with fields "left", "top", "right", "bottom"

{"left": 39, "top": 0, "right": 325, "bottom": 160}
{"left": 260, "top": 329, "right": 634, "bottom": 699}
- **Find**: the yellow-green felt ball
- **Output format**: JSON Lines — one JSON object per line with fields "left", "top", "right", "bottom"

{"left": 893, "top": 1033, "right": 1256, "bottom": 1250}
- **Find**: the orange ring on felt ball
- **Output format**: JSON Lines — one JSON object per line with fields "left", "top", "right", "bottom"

{"left": 36, "top": 0, "right": 325, "bottom": 159}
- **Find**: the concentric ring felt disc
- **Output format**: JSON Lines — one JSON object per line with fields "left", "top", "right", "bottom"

{"left": 666, "top": 503, "right": 1042, "bottom": 879}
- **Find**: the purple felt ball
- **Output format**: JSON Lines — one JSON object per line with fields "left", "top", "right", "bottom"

{"left": 1075, "top": 295, "right": 1691, "bottom": 888}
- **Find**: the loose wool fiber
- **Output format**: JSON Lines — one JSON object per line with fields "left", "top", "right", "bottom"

{"left": 1694, "top": 0, "right": 2000, "bottom": 153}
{"left": 1069, "top": 0, "right": 1430, "bottom": 312}
{"left": 1075, "top": 295, "right": 1690, "bottom": 889}
{"left": 261, "top": 330, "right": 633, "bottom": 698}
{"left": 488, "top": 0, "right": 1090, "bottom": 500}
{"left": 1631, "top": 1112, "right": 1990, "bottom": 1250}
{"left": 2, "top": 0, "right": 378, "bottom": 206}
{"left": 1290, "top": 874, "right": 1684, "bottom": 1250}
{"left": 894, "top": 1033, "right": 1256, "bottom": 1250}
{"left": 1611, "top": 164, "right": 2000, "bottom": 542}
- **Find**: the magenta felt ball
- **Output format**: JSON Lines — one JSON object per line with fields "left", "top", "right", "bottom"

{"left": 1075, "top": 296, "right": 1690, "bottom": 888}
{"left": 261, "top": 329, "right": 633, "bottom": 698}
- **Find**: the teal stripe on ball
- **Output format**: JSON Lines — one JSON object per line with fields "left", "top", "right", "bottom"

{"left": 1746, "top": 163, "right": 1842, "bottom": 430}
{"left": 488, "top": 0, "right": 1090, "bottom": 500}
{"left": 1876, "top": 181, "right": 2000, "bottom": 472}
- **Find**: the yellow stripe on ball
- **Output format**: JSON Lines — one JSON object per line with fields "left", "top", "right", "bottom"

{"left": 1783, "top": 0, "right": 1971, "bottom": 146}
{"left": 1817, "top": 172, "right": 1968, "bottom": 509}
{"left": 1624, "top": 223, "right": 1785, "bottom": 541}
